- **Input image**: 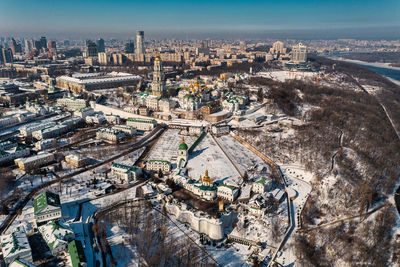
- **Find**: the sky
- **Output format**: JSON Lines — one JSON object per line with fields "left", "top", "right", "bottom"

{"left": 1, "top": 0, "right": 399, "bottom": 39}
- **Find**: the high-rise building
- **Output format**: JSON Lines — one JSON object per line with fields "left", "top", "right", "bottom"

{"left": 40, "top": 36, "right": 47, "bottom": 50}
{"left": 1, "top": 47, "right": 13, "bottom": 63}
{"left": 136, "top": 31, "right": 145, "bottom": 54}
{"left": 86, "top": 41, "right": 98, "bottom": 57}
{"left": 24, "top": 39, "right": 33, "bottom": 54}
{"left": 151, "top": 53, "right": 165, "bottom": 96}
{"left": 98, "top": 52, "right": 109, "bottom": 65}
{"left": 291, "top": 43, "right": 307, "bottom": 63}
{"left": 0, "top": 45, "right": 3, "bottom": 63}
{"left": 218, "top": 49, "right": 224, "bottom": 59}
{"left": 124, "top": 42, "right": 135, "bottom": 53}
{"left": 271, "top": 41, "right": 285, "bottom": 54}
{"left": 239, "top": 41, "right": 246, "bottom": 51}
{"left": 47, "top": 40, "right": 57, "bottom": 53}
{"left": 34, "top": 40, "right": 42, "bottom": 50}
{"left": 96, "top": 38, "right": 105, "bottom": 53}
{"left": 10, "top": 38, "right": 22, "bottom": 54}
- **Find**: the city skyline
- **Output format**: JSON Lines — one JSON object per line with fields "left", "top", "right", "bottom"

{"left": 1, "top": 0, "right": 400, "bottom": 39}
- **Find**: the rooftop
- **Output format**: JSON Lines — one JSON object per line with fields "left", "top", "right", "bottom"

{"left": 34, "top": 191, "right": 61, "bottom": 214}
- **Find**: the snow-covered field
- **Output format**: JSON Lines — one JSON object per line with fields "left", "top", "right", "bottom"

{"left": 186, "top": 134, "right": 241, "bottom": 185}
{"left": 257, "top": 70, "right": 317, "bottom": 83}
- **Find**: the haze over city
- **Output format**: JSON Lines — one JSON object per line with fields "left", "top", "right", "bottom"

{"left": 2, "top": 0, "right": 400, "bottom": 39}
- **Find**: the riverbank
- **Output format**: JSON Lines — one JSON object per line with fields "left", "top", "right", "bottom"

{"left": 330, "top": 57, "right": 400, "bottom": 71}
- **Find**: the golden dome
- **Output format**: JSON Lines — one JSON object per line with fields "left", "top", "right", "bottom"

{"left": 155, "top": 52, "right": 161, "bottom": 61}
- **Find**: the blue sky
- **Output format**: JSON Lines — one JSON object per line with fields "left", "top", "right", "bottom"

{"left": 1, "top": 0, "right": 399, "bottom": 38}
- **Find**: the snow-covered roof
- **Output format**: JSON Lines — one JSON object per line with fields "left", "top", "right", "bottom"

{"left": 38, "top": 220, "right": 74, "bottom": 250}
{"left": 9, "top": 258, "right": 36, "bottom": 267}
{"left": 0, "top": 225, "right": 31, "bottom": 261}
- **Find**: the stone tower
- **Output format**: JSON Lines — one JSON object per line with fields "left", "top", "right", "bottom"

{"left": 151, "top": 53, "right": 165, "bottom": 96}
{"left": 177, "top": 136, "right": 188, "bottom": 168}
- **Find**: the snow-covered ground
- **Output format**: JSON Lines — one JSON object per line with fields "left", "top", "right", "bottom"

{"left": 257, "top": 70, "right": 317, "bottom": 83}
{"left": 186, "top": 134, "right": 241, "bottom": 185}
{"left": 217, "top": 135, "right": 268, "bottom": 178}
{"left": 146, "top": 129, "right": 197, "bottom": 164}
{"left": 275, "top": 164, "right": 314, "bottom": 266}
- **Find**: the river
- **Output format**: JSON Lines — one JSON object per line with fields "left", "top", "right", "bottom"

{"left": 353, "top": 63, "right": 400, "bottom": 83}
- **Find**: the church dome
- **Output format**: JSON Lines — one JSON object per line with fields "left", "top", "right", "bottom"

{"left": 178, "top": 137, "right": 188, "bottom": 150}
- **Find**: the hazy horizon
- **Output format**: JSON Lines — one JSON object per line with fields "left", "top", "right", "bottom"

{"left": 1, "top": 0, "right": 399, "bottom": 40}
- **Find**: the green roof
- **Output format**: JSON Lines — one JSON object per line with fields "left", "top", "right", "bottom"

{"left": 16, "top": 145, "right": 28, "bottom": 151}
{"left": 255, "top": 177, "right": 267, "bottom": 185}
{"left": 68, "top": 240, "right": 86, "bottom": 267}
{"left": 195, "top": 184, "right": 216, "bottom": 191}
{"left": 34, "top": 191, "right": 61, "bottom": 214}
{"left": 112, "top": 163, "right": 138, "bottom": 173}
{"left": 127, "top": 117, "right": 156, "bottom": 124}
{"left": 178, "top": 143, "right": 188, "bottom": 150}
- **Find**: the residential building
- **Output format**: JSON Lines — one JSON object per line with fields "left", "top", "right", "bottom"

{"left": 96, "top": 38, "right": 105, "bottom": 53}
{"left": 211, "top": 124, "right": 230, "bottom": 136}
{"left": 85, "top": 114, "right": 106, "bottom": 124}
{"left": 105, "top": 114, "right": 121, "bottom": 124}
{"left": 15, "top": 152, "right": 54, "bottom": 171}
{"left": 38, "top": 220, "right": 75, "bottom": 255}
{"left": 291, "top": 43, "right": 307, "bottom": 63}
{"left": 74, "top": 107, "right": 95, "bottom": 118}
{"left": 188, "top": 126, "right": 204, "bottom": 136}
{"left": 33, "top": 191, "right": 62, "bottom": 225}
{"left": 98, "top": 52, "right": 109, "bottom": 65}
{"left": 158, "top": 98, "right": 174, "bottom": 112}
{"left": 252, "top": 176, "right": 274, "bottom": 194}
{"left": 217, "top": 184, "right": 239, "bottom": 202}
{"left": 20, "top": 121, "right": 57, "bottom": 137}
{"left": 111, "top": 125, "right": 136, "bottom": 136}
{"left": 65, "top": 154, "right": 88, "bottom": 168}
{"left": 126, "top": 118, "right": 156, "bottom": 131}
{"left": 136, "top": 30, "right": 145, "bottom": 55}
{"left": 111, "top": 163, "right": 142, "bottom": 183}
{"left": 96, "top": 127, "right": 126, "bottom": 143}
{"left": 0, "top": 145, "right": 30, "bottom": 164}
{"left": 0, "top": 225, "right": 33, "bottom": 264}
{"left": 146, "top": 160, "right": 171, "bottom": 173}
{"left": 35, "top": 138, "right": 57, "bottom": 150}
{"left": 56, "top": 94, "right": 87, "bottom": 110}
